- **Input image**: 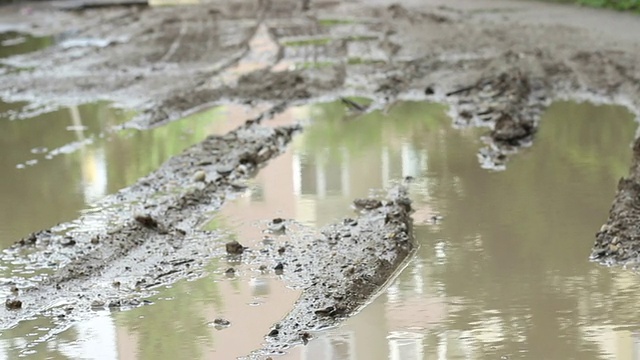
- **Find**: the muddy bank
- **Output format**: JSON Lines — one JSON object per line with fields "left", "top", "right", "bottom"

{"left": 0, "top": 108, "right": 299, "bottom": 330}
{"left": 592, "top": 141, "right": 640, "bottom": 265}
{"left": 2, "top": 0, "right": 640, "bottom": 354}
{"left": 247, "top": 186, "right": 414, "bottom": 357}
{"left": 0, "top": 0, "right": 639, "bottom": 169}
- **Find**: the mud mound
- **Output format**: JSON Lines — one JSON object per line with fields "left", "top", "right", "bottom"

{"left": 1, "top": 109, "right": 299, "bottom": 331}
{"left": 248, "top": 186, "right": 415, "bottom": 357}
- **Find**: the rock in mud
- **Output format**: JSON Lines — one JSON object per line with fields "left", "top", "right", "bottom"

{"left": 267, "top": 218, "right": 286, "bottom": 234}
{"left": 5, "top": 299, "right": 22, "bottom": 310}
{"left": 193, "top": 170, "right": 207, "bottom": 183}
{"left": 248, "top": 186, "right": 414, "bottom": 357}
{"left": 226, "top": 240, "right": 246, "bottom": 255}
{"left": 213, "top": 318, "right": 231, "bottom": 327}
{"left": 134, "top": 214, "right": 159, "bottom": 229}
{"left": 352, "top": 198, "right": 383, "bottom": 210}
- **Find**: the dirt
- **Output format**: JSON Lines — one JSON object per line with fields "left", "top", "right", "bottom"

{"left": 247, "top": 186, "right": 413, "bottom": 357}
{"left": 2, "top": 0, "right": 640, "bottom": 356}
{"left": 1, "top": 106, "right": 299, "bottom": 329}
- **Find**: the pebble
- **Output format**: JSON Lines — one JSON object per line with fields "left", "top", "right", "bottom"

{"left": 5, "top": 299, "right": 22, "bottom": 310}
{"left": 226, "top": 240, "right": 245, "bottom": 255}
{"left": 213, "top": 318, "right": 231, "bottom": 327}
{"left": 193, "top": 170, "right": 206, "bottom": 182}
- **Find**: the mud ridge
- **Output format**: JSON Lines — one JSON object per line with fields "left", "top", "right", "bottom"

{"left": 0, "top": 110, "right": 299, "bottom": 332}
{"left": 247, "top": 186, "right": 415, "bottom": 358}
{"left": 592, "top": 140, "right": 640, "bottom": 265}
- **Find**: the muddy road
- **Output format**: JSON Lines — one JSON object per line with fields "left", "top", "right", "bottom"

{"left": 1, "top": 0, "right": 640, "bottom": 358}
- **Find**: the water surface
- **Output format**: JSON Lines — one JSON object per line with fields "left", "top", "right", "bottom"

{"left": 0, "top": 101, "right": 253, "bottom": 248}
{"left": 0, "top": 100, "right": 637, "bottom": 359}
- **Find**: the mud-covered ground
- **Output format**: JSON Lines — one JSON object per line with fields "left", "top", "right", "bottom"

{"left": 2, "top": 0, "right": 640, "bottom": 357}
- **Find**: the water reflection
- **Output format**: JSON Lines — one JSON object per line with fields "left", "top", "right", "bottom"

{"left": 0, "top": 101, "right": 251, "bottom": 248}
{"left": 0, "top": 32, "right": 52, "bottom": 59}
{"left": 284, "top": 100, "right": 637, "bottom": 360}
{"left": 223, "top": 100, "right": 637, "bottom": 359}
{"left": 1, "top": 99, "right": 636, "bottom": 359}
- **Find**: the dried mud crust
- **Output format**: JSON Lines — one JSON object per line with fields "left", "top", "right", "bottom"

{"left": 248, "top": 186, "right": 414, "bottom": 357}
{"left": 0, "top": 109, "right": 300, "bottom": 330}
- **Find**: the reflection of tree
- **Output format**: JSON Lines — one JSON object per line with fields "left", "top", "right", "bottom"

{"left": 389, "top": 101, "right": 637, "bottom": 359}
{"left": 0, "top": 101, "right": 131, "bottom": 246}
{"left": 301, "top": 100, "right": 449, "bottom": 158}
{"left": 104, "top": 106, "right": 225, "bottom": 192}
{"left": 0, "top": 102, "right": 225, "bottom": 249}
{"left": 115, "top": 260, "right": 224, "bottom": 360}
{"left": 0, "top": 32, "right": 53, "bottom": 59}
{"left": 0, "top": 317, "right": 74, "bottom": 359}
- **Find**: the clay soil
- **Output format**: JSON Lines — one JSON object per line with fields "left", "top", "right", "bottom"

{"left": 1, "top": 0, "right": 640, "bottom": 357}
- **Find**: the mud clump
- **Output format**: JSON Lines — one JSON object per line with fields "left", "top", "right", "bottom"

{"left": 134, "top": 214, "right": 159, "bottom": 229}
{"left": 226, "top": 240, "right": 246, "bottom": 255}
{"left": 5, "top": 299, "right": 22, "bottom": 310}
{"left": 249, "top": 186, "right": 414, "bottom": 357}
{"left": 447, "top": 69, "right": 546, "bottom": 169}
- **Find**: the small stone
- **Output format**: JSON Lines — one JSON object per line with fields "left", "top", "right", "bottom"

{"left": 90, "top": 237, "right": 100, "bottom": 244}
{"left": 274, "top": 262, "right": 284, "bottom": 275}
{"left": 5, "top": 299, "right": 21, "bottom": 310}
{"left": 225, "top": 268, "right": 236, "bottom": 276}
{"left": 134, "top": 214, "right": 158, "bottom": 229}
{"left": 60, "top": 236, "right": 76, "bottom": 247}
{"left": 226, "top": 240, "right": 245, "bottom": 255}
{"left": 268, "top": 329, "right": 279, "bottom": 337}
{"left": 425, "top": 86, "right": 435, "bottom": 95}
{"left": 353, "top": 198, "right": 382, "bottom": 210}
{"left": 213, "top": 318, "right": 231, "bottom": 327}
{"left": 277, "top": 246, "right": 286, "bottom": 254}
{"left": 268, "top": 218, "right": 286, "bottom": 234}
{"left": 216, "top": 164, "right": 235, "bottom": 176}
{"left": 300, "top": 332, "right": 311, "bottom": 345}
{"left": 193, "top": 170, "right": 207, "bottom": 183}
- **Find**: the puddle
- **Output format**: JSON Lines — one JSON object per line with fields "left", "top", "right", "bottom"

{"left": 279, "top": 100, "right": 638, "bottom": 360}
{"left": 0, "top": 99, "right": 637, "bottom": 359}
{"left": 0, "top": 32, "right": 52, "bottom": 59}
{"left": 0, "top": 101, "right": 257, "bottom": 248}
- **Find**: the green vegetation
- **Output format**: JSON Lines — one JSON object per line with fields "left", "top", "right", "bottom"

{"left": 300, "top": 100, "right": 450, "bottom": 160}
{"left": 317, "top": 18, "right": 356, "bottom": 26}
{"left": 293, "top": 61, "right": 336, "bottom": 70}
{"left": 281, "top": 38, "right": 332, "bottom": 47}
{"left": 548, "top": 0, "right": 640, "bottom": 11}
{"left": 347, "top": 57, "right": 386, "bottom": 65}
{"left": 576, "top": 0, "right": 639, "bottom": 11}
{"left": 0, "top": 32, "right": 53, "bottom": 58}
{"left": 116, "top": 260, "right": 224, "bottom": 360}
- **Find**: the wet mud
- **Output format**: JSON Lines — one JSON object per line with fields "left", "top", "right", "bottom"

{"left": 2, "top": 0, "right": 640, "bottom": 356}
{"left": 249, "top": 186, "right": 414, "bottom": 357}
{"left": 0, "top": 110, "right": 299, "bottom": 331}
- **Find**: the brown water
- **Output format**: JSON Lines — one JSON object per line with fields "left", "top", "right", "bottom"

{"left": 0, "top": 101, "right": 256, "bottom": 248}
{"left": 0, "top": 99, "right": 637, "bottom": 359}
